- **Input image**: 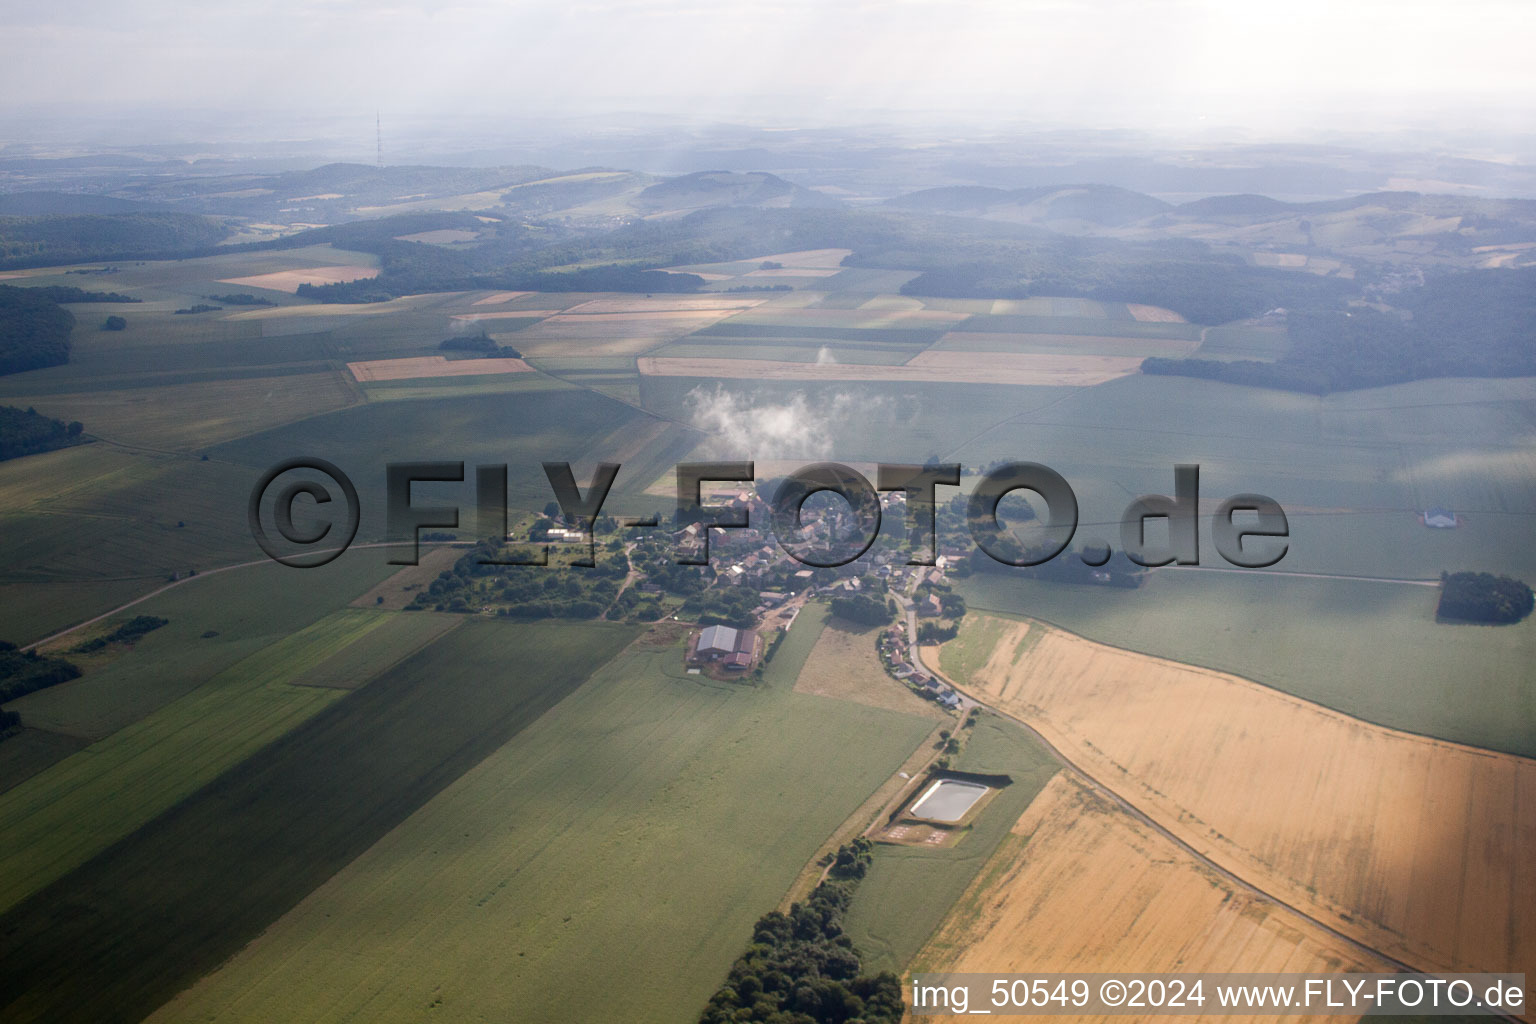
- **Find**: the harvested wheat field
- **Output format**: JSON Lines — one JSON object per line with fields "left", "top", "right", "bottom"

{"left": 1126, "top": 303, "right": 1187, "bottom": 322}
{"left": 745, "top": 266, "right": 843, "bottom": 277}
{"left": 449, "top": 310, "right": 563, "bottom": 323}
{"left": 222, "top": 295, "right": 437, "bottom": 320}
{"left": 929, "top": 616, "right": 1536, "bottom": 988}
{"left": 658, "top": 269, "right": 732, "bottom": 281}
{"left": 934, "top": 331, "right": 1200, "bottom": 357}
{"left": 911, "top": 773, "right": 1389, "bottom": 1024}
{"left": 471, "top": 291, "right": 532, "bottom": 305}
{"left": 795, "top": 622, "right": 944, "bottom": 718}
{"left": 218, "top": 265, "right": 379, "bottom": 293}
{"left": 347, "top": 356, "right": 533, "bottom": 381}
{"left": 506, "top": 309, "right": 750, "bottom": 356}
{"left": 560, "top": 296, "right": 767, "bottom": 315}
{"left": 752, "top": 247, "right": 853, "bottom": 268}
{"left": 638, "top": 353, "right": 1140, "bottom": 386}
{"left": 733, "top": 307, "right": 968, "bottom": 327}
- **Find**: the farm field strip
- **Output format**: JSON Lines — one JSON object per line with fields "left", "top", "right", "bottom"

{"left": 0, "top": 608, "right": 401, "bottom": 913}
{"left": 346, "top": 355, "right": 534, "bottom": 381}
{"left": 794, "top": 618, "right": 944, "bottom": 717}
{"left": 933, "top": 614, "right": 1536, "bottom": 984}
{"left": 931, "top": 329, "right": 1201, "bottom": 357}
{"left": 7, "top": 371, "right": 359, "bottom": 448}
{"left": 638, "top": 353, "right": 1141, "bottom": 386}
{"left": 840, "top": 715, "right": 1062, "bottom": 975}
{"left": 1126, "top": 303, "right": 1187, "bottom": 322}
{"left": 0, "top": 620, "right": 633, "bottom": 1024}
{"left": 470, "top": 290, "right": 531, "bottom": 305}
{"left": 221, "top": 294, "right": 441, "bottom": 320}
{"left": 448, "top": 309, "right": 563, "bottom": 321}
{"left": 500, "top": 308, "right": 755, "bottom": 356}
{"left": 560, "top": 296, "right": 767, "bottom": 314}
{"left": 217, "top": 265, "right": 380, "bottom": 293}
{"left": 145, "top": 625, "right": 937, "bottom": 1024}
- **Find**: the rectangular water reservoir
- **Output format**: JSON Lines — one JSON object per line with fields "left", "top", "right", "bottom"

{"left": 909, "top": 778, "right": 989, "bottom": 822}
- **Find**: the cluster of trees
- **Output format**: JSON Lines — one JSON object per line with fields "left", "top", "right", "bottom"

{"left": 438, "top": 332, "right": 522, "bottom": 358}
{"left": 917, "top": 621, "right": 959, "bottom": 644}
{"left": 69, "top": 615, "right": 168, "bottom": 654}
{"left": 173, "top": 304, "right": 222, "bottom": 315}
{"left": 204, "top": 293, "right": 274, "bottom": 307}
{"left": 0, "top": 285, "right": 74, "bottom": 375}
{"left": 1437, "top": 572, "right": 1534, "bottom": 624}
{"left": 16, "top": 285, "right": 139, "bottom": 304}
{"left": 698, "top": 839, "right": 904, "bottom": 1024}
{"left": 829, "top": 594, "right": 896, "bottom": 627}
{"left": 630, "top": 543, "right": 711, "bottom": 597}
{"left": 405, "top": 541, "right": 629, "bottom": 619}
{"left": 0, "top": 707, "right": 20, "bottom": 743}
{"left": 604, "top": 586, "right": 668, "bottom": 622}
{"left": 102, "top": 316, "right": 126, "bottom": 331}
{"left": 0, "top": 213, "right": 226, "bottom": 269}
{"left": 0, "top": 641, "right": 81, "bottom": 703}
{"left": 682, "top": 584, "right": 761, "bottom": 628}
{"left": 0, "top": 405, "right": 84, "bottom": 461}
{"left": 1145, "top": 268, "right": 1536, "bottom": 393}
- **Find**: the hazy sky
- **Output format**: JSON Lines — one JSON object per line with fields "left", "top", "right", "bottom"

{"left": 2, "top": 0, "right": 1532, "bottom": 132}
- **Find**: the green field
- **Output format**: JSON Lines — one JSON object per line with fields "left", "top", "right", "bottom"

{"left": 0, "top": 605, "right": 420, "bottom": 913}
{"left": 948, "top": 373, "right": 1536, "bottom": 582}
{"left": 141, "top": 610, "right": 937, "bottom": 1024}
{"left": 9, "top": 556, "right": 398, "bottom": 741}
{"left": 843, "top": 715, "right": 1060, "bottom": 975}
{"left": 0, "top": 618, "right": 638, "bottom": 1024}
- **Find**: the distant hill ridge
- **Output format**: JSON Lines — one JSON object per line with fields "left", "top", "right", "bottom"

{"left": 888, "top": 183, "right": 1536, "bottom": 224}
{"left": 0, "top": 192, "right": 165, "bottom": 216}
{"left": 634, "top": 170, "right": 839, "bottom": 211}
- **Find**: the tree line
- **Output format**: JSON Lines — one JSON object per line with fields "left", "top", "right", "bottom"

{"left": 0, "top": 641, "right": 82, "bottom": 704}
{"left": 698, "top": 839, "right": 905, "bottom": 1024}
{"left": 0, "top": 405, "right": 84, "bottom": 461}
{"left": 0, "top": 286, "right": 75, "bottom": 375}
{"left": 0, "top": 213, "right": 226, "bottom": 269}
